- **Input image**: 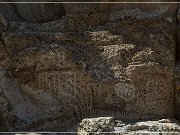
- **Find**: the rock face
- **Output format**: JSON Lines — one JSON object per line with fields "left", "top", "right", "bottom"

{"left": 78, "top": 117, "right": 180, "bottom": 135}
{"left": 175, "top": 64, "right": 180, "bottom": 121}
{"left": 0, "top": 1, "right": 179, "bottom": 132}
{"left": 0, "top": 2, "right": 65, "bottom": 23}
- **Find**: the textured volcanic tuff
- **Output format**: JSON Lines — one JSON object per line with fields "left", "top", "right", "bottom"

{"left": 0, "top": 1, "right": 179, "bottom": 132}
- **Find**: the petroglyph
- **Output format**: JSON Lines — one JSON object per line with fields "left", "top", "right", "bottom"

{"left": 104, "top": 94, "right": 124, "bottom": 107}
{"left": 33, "top": 70, "right": 173, "bottom": 120}
{"left": 0, "top": 1, "right": 177, "bottom": 131}
{"left": 35, "top": 71, "right": 93, "bottom": 119}
{"left": 115, "top": 83, "right": 135, "bottom": 101}
{"left": 34, "top": 70, "right": 136, "bottom": 119}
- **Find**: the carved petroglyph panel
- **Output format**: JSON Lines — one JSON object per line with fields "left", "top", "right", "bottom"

{"left": 34, "top": 70, "right": 173, "bottom": 119}
{"left": 115, "top": 83, "right": 135, "bottom": 101}
{"left": 0, "top": 63, "right": 173, "bottom": 125}
{"left": 8, "top": 64, "right": 173, "bottom": 122}
{"left": 34, "top": 71, "right": 140, "bottom": 119}
{"left": 35, "top": 71, "right": 92, "bottom": 119}
{"left": 35, "top": 71, "right": 76, "bottom": 94}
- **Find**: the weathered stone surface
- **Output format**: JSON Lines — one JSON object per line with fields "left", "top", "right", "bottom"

{"left": 0, "top": 11, "right": 7, "bottom": 29}
{"left": 9, "top": 18, "right": 67, "bottom": 33}
{"left": 174, "top": 64, "right": 180, "bottom": 121}
{"left": 78, "top": 117, "right": 116, "bottom": 133}
{"left": 1, "top": 17, "right": 176, "bottom": 130}
{"left": 78, "top": 117, "right": 180, "bottom": 135}
{"left": 0, "top": 1, "right": 178, "bottom": 132}
{"left": 0, "top": 1, "right": 65, "bottom": 23}
{"left": 0, "top": 41, "right": 7, "bottom": 61}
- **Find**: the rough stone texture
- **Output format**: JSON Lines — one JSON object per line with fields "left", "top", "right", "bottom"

{"left": 174, "top": 64, "right": 180, "bottom": 121}
{"left": 78, "top": 117, "right": 180, "bottom": 135}
{"left": 175, "top": 4, "right": 180, "bottom": 121}
{"left": 0, "top": 1, "right": 65, "bottom": 23}
{"left": 78, "top": 117, "right": 116, "bottom": 133}
{"left": 0, "top": 1, "right": 179, "bottom": 132}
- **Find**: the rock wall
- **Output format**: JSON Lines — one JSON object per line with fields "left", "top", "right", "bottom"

{"left": 0, "top": 1, "right": 179, "bottom": 132}
{"left": 175, "top": 4, "right": 180, "bottom": 121}
{"left": 78, "top": 117, "right": 180, "bottom": 134}
{"left": 0, "top": 1, "right": 65, "bottom": 23}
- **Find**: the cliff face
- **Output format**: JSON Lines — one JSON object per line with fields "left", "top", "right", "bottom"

{"left": 0, "top": 1, "right": 179, "bottom": 132}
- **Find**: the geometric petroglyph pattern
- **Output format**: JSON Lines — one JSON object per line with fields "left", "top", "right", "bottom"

{"left": 35, "top": 71, "right": 92, "bottom": 119}
{"left": 114, "top": 83, "right": 135, "bottom": 101}
{"left": 32, "top": 70, "right": 174, "bottom": 120}
{"left": 34, "top": 71, "right": 140, "bottom": 119}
